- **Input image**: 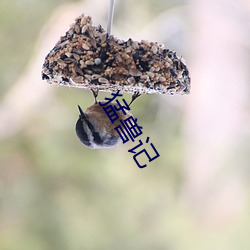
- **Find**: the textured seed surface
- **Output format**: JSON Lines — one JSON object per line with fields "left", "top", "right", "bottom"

{"left": 42, "top": 14, "right": 190, "bottom": 95}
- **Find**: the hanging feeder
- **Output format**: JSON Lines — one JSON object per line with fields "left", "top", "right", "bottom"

{"left": 42, "top": 13, "right": 190, "bottom": 96}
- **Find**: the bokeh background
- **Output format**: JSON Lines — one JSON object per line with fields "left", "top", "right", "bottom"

{"left": 1, "top": 0, "right": 250, "bottom": 249}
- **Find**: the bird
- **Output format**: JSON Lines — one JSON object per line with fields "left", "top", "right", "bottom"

{"left": 75, "top": 89, "right": 136, "bottom": 149}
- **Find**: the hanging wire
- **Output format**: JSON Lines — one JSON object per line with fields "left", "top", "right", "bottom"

{"left": 107, "top": 0, "right": 115, "bottom": 34}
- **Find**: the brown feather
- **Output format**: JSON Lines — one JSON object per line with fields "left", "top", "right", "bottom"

{"left": 85, "top": 102, "right": 132, "bottom": 136}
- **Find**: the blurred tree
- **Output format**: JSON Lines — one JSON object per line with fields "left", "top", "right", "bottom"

{"left": 184, "top": 0, "right": 250, "bottom": 225}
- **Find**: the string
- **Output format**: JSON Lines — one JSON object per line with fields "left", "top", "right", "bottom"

{"left": 107, "top": 0, "right": 115, "bottom": 34}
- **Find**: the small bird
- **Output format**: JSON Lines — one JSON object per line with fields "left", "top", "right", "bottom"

{"left": 75, "top": 89, "right": 136, "bottom": 149}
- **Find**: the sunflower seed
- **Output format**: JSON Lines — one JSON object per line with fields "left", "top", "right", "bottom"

{"left": 75, "top": 24, "right": 80, "bottom": 34}
{"left": 74, "top": 66, "right": 83, "bottom": 75}
{"left": 72, "top": 53, "right": 80, "bottom": 60}
{"left": 92, "top": 74, "right": 101, "bottom": 79}
{"left": 94, "top": 58, "right": 102, "bottom": 65}
{"left": 98, "top": 77, "right": 109, "bottom": 84}
{"left": 151, "top": 45, "right": 158, "bottom": 54}
{"left": 65, "top": 52, "right": 72, "bottom": 58}
{"left": 63, "top": 58, "right": 75, "bottom": 64}
{"left": 82, "top": 43, "right": 90, "bottom": 50}
{"left": 57, "top": 59, "right": 67, "bottom": 66}
{"left": 85, "top": 60, "right": 94, "bottom": 65}
{"left": 129, "top": 68, "right": 142, "bottom": 77}
{"left": 147, "top": 72, "right": 154, "bottom": 78}
{"left": 128, "top": 77, "right": 135, "bottom": 84}
{"left": 140, "top": 75, "right": 149, "bottom": 82}
{"left": 72, "top": 76, "right": 83, "bottom": 83}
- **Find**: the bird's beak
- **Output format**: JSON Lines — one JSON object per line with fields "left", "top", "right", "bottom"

{"left": 77, "top": 105, "right": 86, "bottom": 119}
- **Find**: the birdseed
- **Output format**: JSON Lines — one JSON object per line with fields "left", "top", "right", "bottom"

{"left": 42, "top": 14, "right": 190, "bottom": 95}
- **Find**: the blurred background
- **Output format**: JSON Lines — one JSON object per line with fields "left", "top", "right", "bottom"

{"left": 1, "top": 0, "right": 250, "bottom": 249}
